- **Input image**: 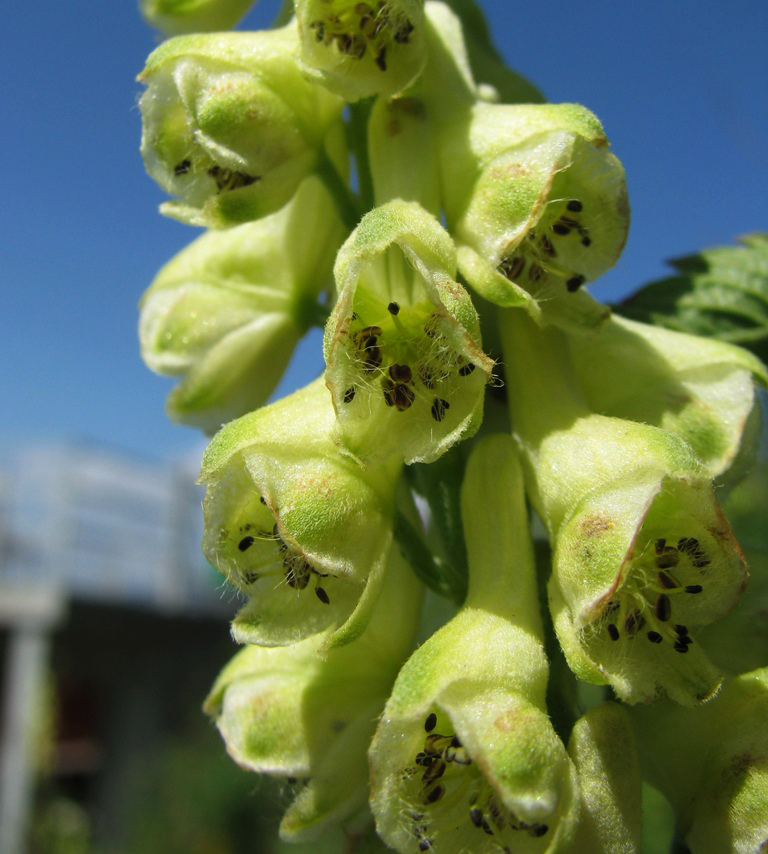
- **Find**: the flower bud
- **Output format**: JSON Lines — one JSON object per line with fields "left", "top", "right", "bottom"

{"left": 138, "top": 22, "right": 345, "bottom": 227}
{"left": 139, "top": 176, "right": 346, "bottom": 431}
{"left": 200, "top": 378, "right": 402, "bottom": 648}
{"left": 294, "top": 0, "right": 427, "bottom": 101}
{"left": 567, "top": 703, "right": 642, "bottom": 853}
{"left": 369, "top": 436, "right": 580, "bottom": 852}
{"left": 630, "top": 667, "right": 768, "bottom": 853}
{"left": 501, "top": 312, "right": 747, "bottom": 705}
{"left": 438, "top": 103, "right": 628, "bottom": 320}
{"left": 139, "top": 0, "right": 256, "bottom": 36}
{"left": 204, "top": 544, "right": 423, "bottom": 841}
{"left": 323, "top": 200, "right": 493, "bottom": 465}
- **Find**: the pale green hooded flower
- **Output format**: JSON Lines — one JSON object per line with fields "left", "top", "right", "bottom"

{"left": 293, "top": 0, "right": 427, "bottom": 101}
{"left": 204, "top": 543, "right": 423, "bottom": 842}
{"left": 501, "top": 310, "right": 747, "bottom": 705}
{"left": 200, "top": 378, "right": 402, "bottom": 650}
{"left": 139, "top": 176, "right": 346, "bottom": 431}
{"left": 630, "top": 667, "right": 768, "bottom": 853}
{"left": 437, "top": 101, "right": 629, "bottom": 327}
{"left": 138, "top": 20, "right": 345, "bottom": 227}
{"left": 323, "top": 200, "right": 493, "bottom": 466}
{"left": 369, "top": 435, "right": 580, "bottom": 852}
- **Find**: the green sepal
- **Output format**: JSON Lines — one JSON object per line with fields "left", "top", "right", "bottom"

{"left": 138, "top": 22, "right": 345, "bottom": 227}
{"left": 368, "top": 436, "right": 580, "bottom": 853}
{"left": 324, "top": 200, "right": 493, "bottom": 465}
{"left": 567, "top": 703, "right": 642, "bottom": 853}
{"left": 568, "top": 314, "right": 766, "bottom": 479}
{"left": 204, "top": 544, "right": 423, "bottom": 841}
{"left": 139, "top": 176, "right": 345, "bottom": 431}
{"left": 630, "top": 667, "right": 768, "bottom": 853}
{"left": 502, "top": 312, "right": 748, "bottom": 705}
{"left": 294, "top": 0, "right": 427, "bottom": 101}
{"left": 437, "top": 103, "right": 627, "bottom": 318}
{"left": 199, "top": 378, "right": 402, "bottom": 648}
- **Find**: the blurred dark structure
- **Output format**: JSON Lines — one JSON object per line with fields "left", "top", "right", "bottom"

{"left": 0, "top": 444, "right": 243, "bottom": 853}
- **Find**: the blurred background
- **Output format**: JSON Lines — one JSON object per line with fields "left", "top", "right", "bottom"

{"left": 0, "top": 0, "right": 766, "bottom": 850}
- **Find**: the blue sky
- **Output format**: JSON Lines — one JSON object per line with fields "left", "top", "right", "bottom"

{"left": 1, "top": 0, "right": 766, "bottom": 464}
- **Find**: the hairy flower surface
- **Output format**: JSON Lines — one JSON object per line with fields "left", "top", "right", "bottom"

{"left": 568, "top": 314, "right": 766, "bottom": 479}
{"left": 138, "top": 21, "right": 344, "bottom": 226}
{"left": 200, "top": 379, "right": 402, "bottom": 648}
{"left": 324, "top": 200, "right": 493, "bottom": 465}
{"left": 502, "top": 311, "right": 747, "bottom": 704}
{"left": 294, "top": 0, "right": 427, "bottom": 100}
{"left": 139, "top": 176, "right": 345, "bottom": 430}
{"left": 437, "top": 103, "right": 628, "bottom": 325}
{"left": 631, "top": 667, "right": 768, "bottom": 852}
{"left": 369, "top": 436, "right": 579, "bottom": 852}
{"left": 567, "top": 703, "right": 642, "bottom": 853}
{"left": 205, "top": 544, "right": 423, "bottom": 841}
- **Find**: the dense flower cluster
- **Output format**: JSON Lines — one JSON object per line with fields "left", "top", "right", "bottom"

{"left": 138, "top": 1, "right": 768, "bottom": 850}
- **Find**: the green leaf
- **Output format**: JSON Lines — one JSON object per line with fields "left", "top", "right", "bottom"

{"left": 617, "top": 234, "right": 768, "bottom": 365}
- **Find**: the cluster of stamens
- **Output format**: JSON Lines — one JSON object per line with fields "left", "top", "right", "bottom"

{"left": 498, "top": 198, "right": 591, "bottom": 294}
{"left": 309, "top": 2, "right": 415, "bottom": 72}
{"left": 402, "top": 711, "right": 548, "bottom": 852}
{"left": 341, "top": 301, "right": 474, "bottom": 423}
{"left": 219, "top": 496, "right": 332, "bottom": 605}
{"left": 600, "top": 536, "right": 710, "bottom": 653}
{"left": 171, "top": 158, "right": 260, "bottom": 194}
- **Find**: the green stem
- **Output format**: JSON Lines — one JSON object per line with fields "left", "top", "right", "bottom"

{"left": 347, "top": 99, "right": 375, "bottom": 213}
{"left": 316, "top": 150, "right": 362, "bottom": 232}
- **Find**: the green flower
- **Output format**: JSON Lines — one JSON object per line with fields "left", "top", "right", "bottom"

{"left": 139, "top": 176, "right": 346, "bottom": 431}
{"left": 139, "top": 0, "right": 256, "bottom": 35}
{"left": 369, "top": 435, "right": 580, "bottom": 852}
{"left": 501, "top": 311, "right": 747, "bottom": 705}
{"left": 437, "top": 103, "right": 628, "bottom": 323}
{"left": 323, "top": 200, "right": 493, "bottom": 465}
{"left": 138, "top": 21, "right": 345, "bottom": 227}
{"left": 631, "top": 667, "right": 768, "bottom": 853}
{"left": 200, "top": 378, "right": 402, "bottom": 649}
{"left": 294, "top": 0, "right": 427, "bottom": 100}
{"left": 204, "top": 543, "right": 423, "bottom": 841}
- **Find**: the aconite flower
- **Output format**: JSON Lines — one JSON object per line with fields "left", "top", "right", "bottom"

{"left": 437, "top": 102, "right": 628, "bottom": 325}
{"left": 294, "top": 0, "right": 427, "bottom": 100}
{"left": 204, "top": 544, "right": 423, "bottom": 842}
{"left": 369, "top": 435, "right": 580, "bottom": 852}
{"left": 630, "top": 666, "right": 768, "bottom": 852}
{"left": 139, "top": 176, "right": 346, "bottom": 431}
{"left": 501, "top": 311, "right": 747, "bottom": 705}
{"left": 138, "top": 21, "right": 345, "bottom": 227}
{"left": 323, "top": 200, "right": 493, "bottom": 465}
{"left": 200, "top": 378, "right": 402, "bottom": 649}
